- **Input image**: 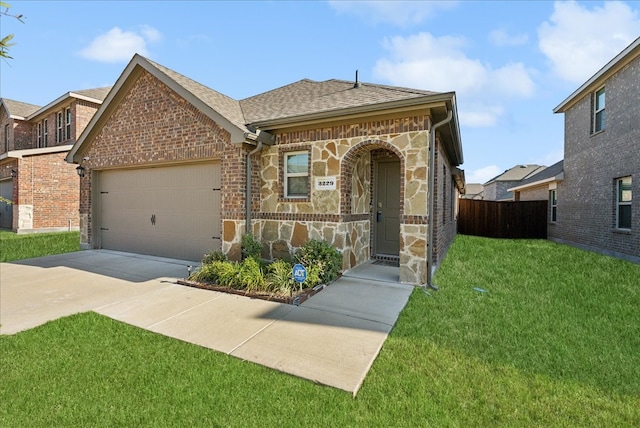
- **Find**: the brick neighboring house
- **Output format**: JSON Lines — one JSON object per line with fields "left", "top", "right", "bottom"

{"left": 0, "top": 88, "right": 110, "bottom": 232}
{"left": 512, "top": 37, "right": 639, "bottom": 263}
{"left": 481, "top": 164, "right": 547, "bottom": 201}
{"left": 66, "top": 54, "right": 465, "bottom": 285}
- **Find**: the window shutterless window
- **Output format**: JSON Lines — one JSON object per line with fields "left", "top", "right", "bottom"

{"left": 549, "top": 189, "right": 557, "bottom": 222}
{"left": 57, "top": 111, "right": 63, "bottom": 143}
{"left": 43, "top": 119, "right": 48, "bottom": 147}
{"left": 65, "top": 107, "right": 71, "bottom": 140}
{"left": 616, "top": 176, "right": 632, "bottom": 229}
{"left": 593, "top": 87, "right": 605, "bottom": 133}
{"left": 284, "top": 151, "right": 309, "bottom": 198}
{"left": 37, "top": 122, "right": 42, "bottom": 148}
{"left": 4, "top": 124, "right": 8, "bottom": 152}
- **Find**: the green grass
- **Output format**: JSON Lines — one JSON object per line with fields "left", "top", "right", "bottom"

{"left": 0, "top": 230, "right": 80, "bottom": 262}
{"left": 1, "top": 235, "right": 639, "bottom": 426}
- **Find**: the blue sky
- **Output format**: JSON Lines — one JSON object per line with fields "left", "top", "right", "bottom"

{"left": 1, "top": 1, "right": 638, "bottom": 183}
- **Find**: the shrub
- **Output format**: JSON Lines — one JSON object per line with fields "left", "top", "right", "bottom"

{"left": 241, "top": 233, "right": 262, "bottom": 260}
{"left": 201, "top": 250, "right": 227, "bottom": 265}
{"left": 212, "top": 261, "right": 241, "bottom": 288}
{"left": 294, "top": 239, "right": 342, "bottom": 285}
{"left": 238, "top": 257, "right": 266, "bottom": 293}
{"left": 189, "top": 263, "right": 219, "bottom": 283}
{"left": 267, "top": 259, "right": 294, "bottom": 295}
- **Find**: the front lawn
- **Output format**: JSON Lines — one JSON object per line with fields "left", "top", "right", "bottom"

{"left": 0, "top": 230, "right": 79, "bottom": 262}
{"left": 1, "top": 235, "right": 639, "bottom": 426}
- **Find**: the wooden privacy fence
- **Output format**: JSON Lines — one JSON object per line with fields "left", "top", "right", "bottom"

{"left": 458, "top": 199, "right": 548, "bottom": 239}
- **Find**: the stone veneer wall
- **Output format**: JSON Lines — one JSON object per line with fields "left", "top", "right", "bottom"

{"left": 222, "top": 115, "right": 434, "bottom": 285}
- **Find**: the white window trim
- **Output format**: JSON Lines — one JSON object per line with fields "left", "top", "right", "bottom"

{"left": 284, "top": 151, "right": 309, "bottom": 198}
{"left": 65, "top": 107, "right": 71, "bottom": 140}
{"left": 57, "top": 111, "right": 63, "bottom": 143}
{"left": 37, "top": 122, "right": 42, "bottom": 148}
{"left": 43, "top": 118, "right": 48, "bottom": 147}
{"left": 616, "top": 176, "right": 632, "bottom": 230}
{"left": 549, "top": 189, "right": 557, "bottom": 223}
{"left": 593, "top": 86, "right": 605, "bottom": 133}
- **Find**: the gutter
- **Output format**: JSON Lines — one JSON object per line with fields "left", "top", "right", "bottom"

{"left": 426, "top": 109, "right": 453, "bottom": 290}
{"left": 244, "top": 128, "right": 275, "bottom": 235}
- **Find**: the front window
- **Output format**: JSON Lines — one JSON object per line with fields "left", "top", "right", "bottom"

{"left": 57, "top": 111, "right": 63, "bottom": 143}
{"left": 4, "top": 124, "right": 8, "bottom": 152}
{"left": 616, "top": 176, "right": 632, "bottom": 229}
{"left": 549, "top": 189, "right": 557, "bottom": 222}
{"left": 593, "top": 87, "right": 605, "bottom": 133}
{"left": 284, "top": 151, "right": 309, "bottom": 198}
{"left": 65, "top": 107, "right": 71, "bottom": 140}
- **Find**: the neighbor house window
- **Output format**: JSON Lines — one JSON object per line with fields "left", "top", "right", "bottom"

{"left": 616, "top": 176, "right": 632, "bottom": 229}
{"left": 284, "top": 151, "right": 309, "bottom": 198}
{"left": 593, "top": 87, "right": 605, "bottom": 133}
{"left": 37, "top": 122, "right": 42, "bottom": 148}
{"left": 56, "top": 111, "right": 63, "bottom": 143}
{"left": 65, "top": 107, "right": 71, "bottom": 140}
{"left": 43, "top": 119, "right": 48, "bottom": 147}
{"left": 549, "top": 189, "right": 557, "bottom": 222}
{"left": 4, "top": 124, "right": 8, "bottom": 152}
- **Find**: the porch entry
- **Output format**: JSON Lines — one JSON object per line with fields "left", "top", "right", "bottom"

{"left": 374, "top": 159, "right": 400, "bottom": 257}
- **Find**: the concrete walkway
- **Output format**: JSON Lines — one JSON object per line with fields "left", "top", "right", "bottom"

{"left": 0, "top": 250, "right": 412, "bottom": 395}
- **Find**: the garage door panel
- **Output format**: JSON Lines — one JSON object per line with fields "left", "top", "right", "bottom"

{"left": 99, "top": 162, "right": 221, "bottom": 261}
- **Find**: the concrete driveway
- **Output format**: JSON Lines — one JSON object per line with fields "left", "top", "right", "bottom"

{"left": 0, "top": 250, "right": 412, "bottom": 395}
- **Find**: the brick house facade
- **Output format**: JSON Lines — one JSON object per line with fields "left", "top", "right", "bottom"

{"left": 0, "top": 88, "right": 109, "bottom": 232}
{"left": 512, "top": 38, "right": 639, "bottom": 263}
{"left": 67, "top": 55, "right": 464, "bottom": 285}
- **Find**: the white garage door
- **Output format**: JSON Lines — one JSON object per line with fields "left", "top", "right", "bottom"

{"left": 0, "top": 179, "right": 13, "bottom": 230}
{"left": 98, "top": 162, "right": 221, "bottom": 261}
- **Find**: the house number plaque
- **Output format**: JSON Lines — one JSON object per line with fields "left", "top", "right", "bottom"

{"left": 315, "top": 176, "right": 336, "bottom": 190}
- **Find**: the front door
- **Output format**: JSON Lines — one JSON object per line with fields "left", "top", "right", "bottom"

{"left": 375, "top": 160, "right": 400, "bottom": 256}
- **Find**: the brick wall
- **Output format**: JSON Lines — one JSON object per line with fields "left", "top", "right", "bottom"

{"left": 79, "top": 69, "right": 242, "bottom": 247}
{"left": 432, "top": 139, "right": 458, "bottom": 267}
{"left": 553, "top": 57, "right": 639, "bottom": 261}
{"left": 17, "top": 152, "right": 79, "bottom": 230}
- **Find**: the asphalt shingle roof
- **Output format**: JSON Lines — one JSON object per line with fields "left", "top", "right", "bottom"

{"left": 240, "top": 79, "right": 440, "bottom": 124}
{"left": 485, "top": 164, "right": 547, "bottom": 184}
{"left": 1, "top": 98, "right": 41, "bottom": 118}
{"left": 517, "top": 160, "right": 564, "bottom": 187}
{"left": 73, "top": 87, "right": 112, "bottom": 101}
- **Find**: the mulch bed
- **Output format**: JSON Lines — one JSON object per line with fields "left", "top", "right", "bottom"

{"left": 176, "top": 279, "right": 329, "bottom": 305}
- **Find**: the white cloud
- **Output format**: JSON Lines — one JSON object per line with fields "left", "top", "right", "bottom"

{"left": 372, "top": 32, "right": 535, "bottom": 127}
{"left": 538, "top": 1, "right": 640, "bottom": 83}
{"left": 79, "top": 26, "right": 162, "bottom": 63}
{"left": 328, "top": 0, "right": 457, "bottom": 26}
{"left": 488, "top": 29, "right": 529, "bottom": 47}
{"left": 467, "top": 165, "right": 503, "bottom": 184}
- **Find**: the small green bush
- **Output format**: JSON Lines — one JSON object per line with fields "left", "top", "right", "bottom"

{"left": 201, "top": 250, "right": 227, "bottom": 265}
{"left": 212, "top": 261, "right": 241, "bottom": 288}
{"left": 241, "top": 233, "right": 262, "bottom": 260}
{"left": 294, "top": 239, "right": 342, "bottom": 284}
{"left": 189, "top": 263, "right": 220, "bottom": 283}
{"left": 267, "top": 259, "right": 294, "bottom": 295}
{"left": 238, "top": 257, "right": 266, "bottom": 293}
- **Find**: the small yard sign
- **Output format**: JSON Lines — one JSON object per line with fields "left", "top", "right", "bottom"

{"left": 292, "top": 263, "right": 307, "bottom": 283}
{"left": 315, "top": 177, "right": 336, "bottom": 191}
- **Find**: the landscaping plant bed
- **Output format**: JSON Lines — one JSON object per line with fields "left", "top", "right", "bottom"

{"left": 176, "top": 278, "right": 331, "bottom": 305}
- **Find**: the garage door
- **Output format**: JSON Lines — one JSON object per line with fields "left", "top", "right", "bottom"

{"left": 0, "top": 179, "right": 13, "bottom": 230}
{"left": 98, "top": 162, "right": 221, "bottom": 261}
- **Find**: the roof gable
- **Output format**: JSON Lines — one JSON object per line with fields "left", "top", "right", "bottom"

{"left": 1, "top": 98, "right": 41, "bottom": 119}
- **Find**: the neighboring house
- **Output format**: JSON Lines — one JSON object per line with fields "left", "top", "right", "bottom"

{"left": 66, "top": 54, "right": 465, "bottom": 285}
{"left": 0, "top": 88, "right": 110, "bottom": 232}
{"left": 510, "top": 159, "right": 564, "bottom": 205}
{"left": 512, "top": 37, "right": 639, "bottom": 263}
{"left": 460, "top": 183, "right": 484, "bottom": 199}
{"left": 482, "top": 164, "right": 547, "bottom": 201}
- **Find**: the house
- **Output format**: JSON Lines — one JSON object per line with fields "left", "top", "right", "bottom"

{"left": 512, "top": 37, "right": 639, "bottom": 263}
{"left": 0, "top": 88, "right": 110, "bottom": 232}
{"left": 460, "top": 183, "right": 484, "bottom": 199}
{"left": 481, "top": 164, "right": 547, "bottom": 201}
{"left": 509, "top": 159, "right": 564, "bottom": 204}
{"left": 65, "top": 55, "right": 465, "bottom": 285}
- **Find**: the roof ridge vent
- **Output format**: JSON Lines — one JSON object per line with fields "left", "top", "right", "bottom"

{"left": 353, "top": 70, "right": 361, "bottom": 88}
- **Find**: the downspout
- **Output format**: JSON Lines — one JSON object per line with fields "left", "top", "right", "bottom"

{"left": 426, "top": 108, "right": 453, "bottom": 290}
{"left": 245, "top": 140, "right": 263, "bottom": 235}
